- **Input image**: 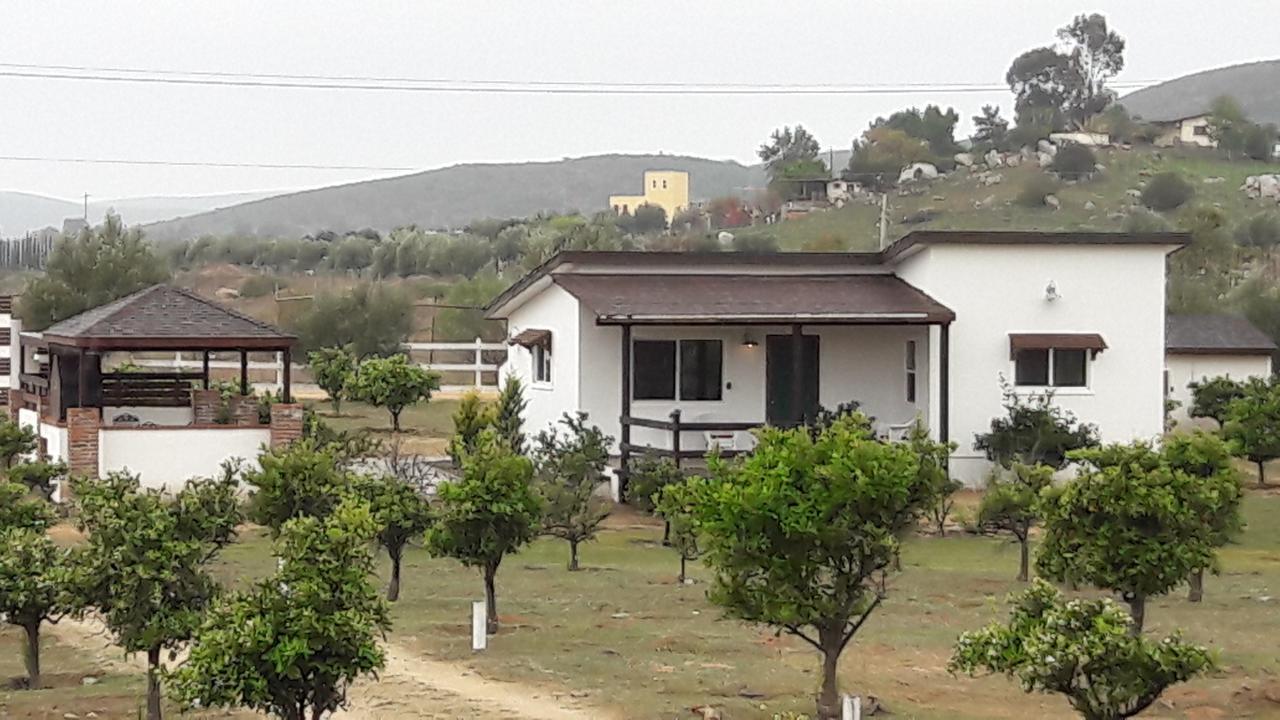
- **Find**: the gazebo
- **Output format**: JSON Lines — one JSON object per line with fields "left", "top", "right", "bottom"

{"left": 9, "top": 285, "right": 304, "bottom": 489}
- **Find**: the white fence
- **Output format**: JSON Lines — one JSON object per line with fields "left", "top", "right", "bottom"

{"left": 128, "top": 339, "right": 508, "bottom": 394}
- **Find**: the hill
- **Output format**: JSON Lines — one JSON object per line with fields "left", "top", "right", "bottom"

{"left": 143, "top": 154, "right": 765, "bottom": 242}
{"left": 1119, "top": 59, "right": 1280, "bottom": 124}
{"left": 0, "top": 189, "right": 278, "bottom": 237}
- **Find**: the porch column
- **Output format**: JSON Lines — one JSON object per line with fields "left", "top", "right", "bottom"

{"left": 281, "top": 347, "right": 292, "bottom": 403}
{"left": 201, "top": 350, "right": 210, "bottom": 389}
{"left": 791, "top": 323, "right": 806, "bottom": 426}
{"left": 239, "top": 349, "right": 249, "bottom": 396}
{"left": 939, "top": 323, "right": 950, "bottom": 445}
{"left": 619, "top": 324, "right": 632, "bottom": 500}
{"left": 77, "top": 347, "right": 87, "bottom": 407}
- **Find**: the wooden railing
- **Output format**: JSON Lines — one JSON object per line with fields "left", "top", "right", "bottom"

{"left": 620, "top": 409, "right": 758, "bottom": 475}
{"left": 101, "top": 372, "right": 202, "bottom": 408}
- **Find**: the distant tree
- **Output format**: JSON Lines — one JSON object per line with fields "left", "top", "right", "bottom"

{"left": 1094, "top": 103, "right": 1138, "bottom": 143}
{"left": 871, "top": 105, "right": 961, "bottom": 156}
{"left": 243, "top": 441, "right": 353, "bottom": 534}
{"left": 172, "top": 500, "right": 390, "bottom": 720}
{"left": 1050, "top": 143, "right": 1098, "bottom": 179}
{"left": 758, "top": 125, "right": 822, "bottom": 183}
{"left": 847, "top": 127, "right": 933, "bottom": 181}
{"left": 978, "top": 464, "right": 1053, "bottom": 581}
{"left": 308, "top": 347, "right": 357, "bottom": 414}
{"left": 951, "top": 580, "right": 1213, "bottom": 720}
{"left": 493, "top": 376, "right": 527, "bottom": 455}
{"left": 1236, "top": 212, "right": 1280, "bottom": 276}
{"left": 1016, "top": 173, "right": 1061, "bottom": 208}
{"left": 327, "top": 234, "right": 376, "bottom": 272}
{"left": 1009, "top": 106, "right": 1064, "bottom": 148}
{"left": 0, "top": 417, "right": 37, "bottom": 468}
{"left": 292, "top": 283, "right": 412, "bottom": 357}
{"left": 1243, "top": 122, "right": 1278, "bottom": 162}
{"left": 706, "top": 196, "right": 750, "bottom": 229}
{"left": 1162, "top": 432, "right": 1243, "bottom": 602}
{"left": 0, "top": 526, "right": 77, "bottom": 689}
{"left": 731, "top": 233, "right": 780, "bottom": 253}
{"left": 655, "top": 480, "right": 701, "bottom": 584}
{"left": 434, "top": 273, "right": 508, "bottom": 342}
{"left": 974, "top": 383, "right": 1099, "bottom": 469}
{"left": 1037, "top": 442, "right": 1224, "bottom": 633}
{"left": 1141, "top": 172, "right": 1195, "bottom": 212}
{"left": 972, "top": 105, "right": 1010, "bottom": 149}
{"left": 348, "top": 355, "right": 440, "bottom": 432}
{"left": 428, "top": 430, "right": 541, "bottom": 634}
{"left": 448, "top": 391, "right": 496, "bottom": 465}
{"left": 353, "top": 474, "right": 433, "bottom": 601}
{"left": 6, "top": 461, "right": 67, "bottom": 503}
{"left": 618, "top": 203, "right": 668, "bottom": 235}
{"left": 1006, "top": 47, "right": 1076, "bottom": 126}
{"left": 1167, "top": 208, "right": 1234, "bottom": 314}
{"left": 1222, "top": 376, "right": 1280, "bottom": 486}
{"left": 906, "top": 421, "right": 961, "bottom": 537}
{"left": 73, "top": 472, "right": 241, "bottom": 720}
{"left": 18, "top": 214, "right": 169, "bottom": 330}
{"left": 683, "top": 415, "right": 931, "bottom": 720}
{"left": 1207, "top": 95, "right": 1249, "bottom": 159}
{"left": 1006, "top": 14, "right": 1124, "bottom": 130}
{"left": 533, "top": 413, "right": 613, "bottom": 571}
{"left": 1188, "top": 376, "right": 1246, "bottom": 426}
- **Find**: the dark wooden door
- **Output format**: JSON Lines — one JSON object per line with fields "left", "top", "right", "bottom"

{"left": 766, "top": 334, "right": 819, "bottom": 426}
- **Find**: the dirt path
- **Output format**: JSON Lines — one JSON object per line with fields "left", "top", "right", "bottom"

{"left": 50, "top": 618, "right": 609, "bottom": 720}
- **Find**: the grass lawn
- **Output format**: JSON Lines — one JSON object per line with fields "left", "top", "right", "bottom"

{"left": 205, "top": 493, "right": 1280, "bottom": 719}
{"left": 311, "top": 398, "right": 461, "bottom": 455}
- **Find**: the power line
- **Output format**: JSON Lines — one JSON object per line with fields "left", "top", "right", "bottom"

{"left": 0, "top": 154, "right": 415, "bottom": 171}
{"left": 0, "top": 66, "right": 1156, "bottom": 96}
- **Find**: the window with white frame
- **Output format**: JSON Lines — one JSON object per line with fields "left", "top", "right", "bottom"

{"left": 532, "top": 342, "right": 552, "bottom": 384}
{"left": 633, "top": 339, "right": 723, "bottom": 401}
{"left": 905, "top": 340, "right": 917, "bottom": 403}
{"left": 1014, "top": 348, "right": 1088, "bottom": 388}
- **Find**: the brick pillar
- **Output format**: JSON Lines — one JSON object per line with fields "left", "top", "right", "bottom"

{"left": 67, "top": 407, "right": 101, "bottom": 480}
{"left": 192, "top": 389, "right": 222, "bottom": 425}
{"left": 7, "top": 388, "right": 21, "bottom": 422}
{"left": 269, "top": 403, "right": 304, "bottom": 449}
{"left": 230, "top": 395, "right": 261, "bottom": 426}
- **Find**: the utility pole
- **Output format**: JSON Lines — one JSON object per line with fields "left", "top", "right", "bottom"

{"left": 879, "top": 192, "right": 890, "bottom": 250}
{"left": 83, "top": 193, "right": 89, "bottom": 221}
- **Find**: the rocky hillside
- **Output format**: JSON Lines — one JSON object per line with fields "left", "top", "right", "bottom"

{"left": 1119, "top": 59, "right": 1280, "bottom": 124}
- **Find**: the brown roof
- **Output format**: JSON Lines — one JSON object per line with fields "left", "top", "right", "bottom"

{"left": 1166, "top": 315, "right": 1276, "bottom": 355}
{"left": 882, "top": 230, "right": 1191, "bottom": 261}
{"left": 1009, "top": 333, "right": 1108, "bottom": 358}
{"left": 552, "top": 273, "right": 955, "bottom": 325}
{"left": 42, "top": 285, "right": 296, "bottom": 350}
{"left": 509, "top": 328, "right": 551, "bottom": 349}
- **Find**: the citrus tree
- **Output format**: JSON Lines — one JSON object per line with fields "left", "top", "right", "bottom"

{"left": 353, "top": 474, "right": 433, "bottom": 601}
{"left": 1162, "top": 432, "right": 1244, "bottom": 602}
{"left": 7, "top": 461, "right": 68, "bottom": 503}
{"left": 243, "top": 441, "right": 354, "bottom": 535}
{"left": 532, "top": 413, "right": 613, "bottom": 571}
{"left": 0, "top": 417, "right": 37, "bottom": 468}
{"left": 307, "top": 346, "right": 357, "bottom": 414}
{"left": 1187, "top": 376, "right": 1244, "bottom": 426}
{"left": 974, "top": 384, "right": 1099, "bottom": 469}
{"left": 977, "top": 463, "right": 1053, "bottom": 581}
{"left": 1222, "top": 376, "right": 1280, "bottom": 486}
{"left": 348, "top": 354, "right": 440, "bottom": 431}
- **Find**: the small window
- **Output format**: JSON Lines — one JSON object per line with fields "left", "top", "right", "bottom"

{"left": 652, "top": 179, "right": 658, "bottom": 189}
{"left": 905, "top": 340, "right": 917, "bottom": 403}
{"left": 1193, "top": 125, "right": 1210, "bottom": 136}
{"left": 1014, "top": 349, "right": 1049, "bottom": 386}
{"left": 1052, "top": 349, "right": 1087, "bottom": 387}
{"left": 532, "top": 343, "right": 552, "bottom": 384}
{"left": 1014, "top": 347, "right": 1089, "bottom": 388}
{"left": 679, "top": 340, "right": 722, "bottom": 401}
{"left": 662, "top": 179, "right": 668, "bottom": 189}
{"left": 634, "top": 340, "right": 676, "bottom": 400}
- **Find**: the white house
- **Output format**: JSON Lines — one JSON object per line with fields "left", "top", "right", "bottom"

{"left": 1151, "top": 114, "right": 1215, "bottom": 148}
{"left": 486, "top": 230, "right": 1189, "bottom": 489}
{"left": 1165, "top": 314, "right": 1275, "bottom": 427}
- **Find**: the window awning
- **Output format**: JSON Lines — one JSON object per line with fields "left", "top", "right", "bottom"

{"left": 1009, "top": 333, "right": 1107, "bottom": 358}
{"left": 509, "top": 328, "right": 551, "bottom": 350}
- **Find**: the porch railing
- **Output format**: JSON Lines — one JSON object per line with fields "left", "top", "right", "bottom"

{"left": 100, "top": 372, "right": 202, "bottom": 407}
{"left": 619, "top": 409, "right": 758, "bottom": 480}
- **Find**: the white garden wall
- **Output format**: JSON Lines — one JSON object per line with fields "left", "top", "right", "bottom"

{"left": 98, "top": 427, "right": 269, "bottom": 490}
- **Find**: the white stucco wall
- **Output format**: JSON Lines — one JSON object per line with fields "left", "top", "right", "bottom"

{"left": 1165, "top": 353, "right": 1272, "bottom": 426}
{"left": 500, "top": 282, "right": 581, "bottom": 443}
{"left": 897, "top": 243, "right": 1173, "bottom": 485}
{"left": 102, "top": 406, "right": 195, "bottom": 426}
{"left": 98, "top": 427, "right": 269, "bottom": 489}
{"left": 18, "top": 408, "right": 67, "bottom": 463}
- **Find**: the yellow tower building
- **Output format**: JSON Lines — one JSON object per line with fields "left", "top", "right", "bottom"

{"left": 608, "top": 170, "right": 689, "bottom": 223}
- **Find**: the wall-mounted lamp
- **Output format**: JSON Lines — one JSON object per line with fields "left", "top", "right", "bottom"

{"left": 1045, "top": 280, "right": 1060, "bottom": 302}
{"left": 741, "top": 332, "right": 759, "bottom": 348}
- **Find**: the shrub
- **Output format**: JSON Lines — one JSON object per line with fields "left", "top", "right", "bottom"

{"left": 239, "top": 274, "right": 280, "bottom": 298}
{"left": 1141, "top": 172, "right": 1195, "bottom": 212}
{"left": 1049, "top": 143, "right": 1097, "bottom": 180}
{"left": 1016, "top": 174, "right": 1059, "bottom": 208}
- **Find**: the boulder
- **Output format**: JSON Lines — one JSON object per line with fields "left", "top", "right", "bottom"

{"left": 215, "top": 286, "right": 241, "bottom": 300}
{"left": 897, "top": 162, "right": 939, "bottom": 184}
{"left": 1203, "top": 176, "right": 1226, "bottom": 184}
{"left": 1037, "top": 151, "right": 1054, "bottom": 168}
{"left": 985, "top": 149, "right": 1003, "bottom": 168}
{"left": 980, "top": 173, "right": 1004, "bottom": 187}
{"left": 1037, "top": 139, "right": 1057, "bottom": 155}
{"left": 1084, "top": 200, "right": 1097, "bottom": 210}
{"left": 1045, "top": 194, "right": 1061, "bottom": 210}
{"left": 954, "top": 152, "right": 975, "bottom": 167}
{"left": 974, "top": 194, "right": 997, "bottom": 209}
{"left": 1004, "top": 153, "right": 1023, "bottom": 168}
{"left": 1242, "top": 174, "right": 1280, "bottom": 201}
{"left": 717, "top": 231, "right": 735, "bottom": 245}
{"left": 1126, "top": 188, "right": 1143, "bottom": 199}
{"left": 1094, "top": 163, "right": 1106, "bottom": 172}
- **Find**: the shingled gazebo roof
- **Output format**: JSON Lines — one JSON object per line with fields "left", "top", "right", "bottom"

{"left": 40, "top": 285, "right": 296, "bottom": 350}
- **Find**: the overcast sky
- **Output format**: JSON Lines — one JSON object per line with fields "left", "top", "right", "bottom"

{"left": 1, "top": 0, "right": 1276, "bottom": 201}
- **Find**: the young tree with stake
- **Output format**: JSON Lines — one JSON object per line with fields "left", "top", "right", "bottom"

{"left": 493, "top": 375, "right": 528, "bottom": 455}
{"left": 1222, "top": 376, "right": 1280, "bottom": 486}
{"left": 308, "top": 346, "right": 357, "bottom": 414}
{"left": 348, "top": 354, "right": 440, "bottom": 432}
{"left": 655, "top": 481, "right": 700, "bottom": 584}
{"left": 353, "top": 474, "right": 433, "bottom": 601}
{"left": 428, "top": 430, "right": 541, "bottom": 634}
{"left": 908, "top": 421, "right": 960, "bottom": 537}
{"left": 533, "top": 413, "right": 613, "bottom": 571}
{"left": 977, "top": 464, "right": 1053, "bottom": 581}
{"left": 1162, "top": 432, "right": 1244, "bottom": 602}
{"left": 683, "top": 415, "right": 931, "bottom": 720}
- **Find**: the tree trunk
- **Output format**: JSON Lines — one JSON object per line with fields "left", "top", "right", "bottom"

{"left": 662, "top": 520, "right": 671, "bottom": 547}
{"left": 387, "top": 549, "right": 402, "bottom": 602}
{"left": 1125, "top": 593, "right": 1146, "bottom": 635}
{"left": 1017, "top": 536, "right": 1030, "bottom": 582}
{"left": 483, "top": 566, "right": 499, "bottom": 635}
{"left": 1188, "top": 569, "right": 1204, "bottom": 603}
{"left": 147, "top": 646, "right": 163, "bottom": 720}
{"left": 391, "top": 408, "right": 402, "bottom": 432}
{"left": 568, "top": 540, "right": 580, "bottom": 571}
{"left": 679, "top": 555, "right": 687, "bottom": 585}
{"left": 332, "top": 397, "right": 341, "bottom": 415}
{"left": 22, "top": 622, "right": 40, "bottom": 689}
{"left": 937, "top": 514, "right": 946, "bottom": 538}
{"left": 816, "top": 625, "right": 843, "bottom": 720}
{"left": 892, "top": 547, "right": 902, "bottom": 572}
{"left": 1259, "top": 460, "right": 1268, "bottom": 487}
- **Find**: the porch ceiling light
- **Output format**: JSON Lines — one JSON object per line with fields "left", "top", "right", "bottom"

{"left": 1045, "top": 280, "right": 1060, "bottom": 302}
{"left": 741, "top": 332, "right": 759, "bottom": 348}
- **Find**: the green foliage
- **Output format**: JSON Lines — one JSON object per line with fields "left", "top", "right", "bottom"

{"left": 6, "top": 461, "right": 68, "bottom": 503}
{"left": 906, "top": 421, "right": 961, "bottom": 537}
{"left": 683, "top": 415, "right": 932, "bottom": 719}
{"left": 1222, "top": 376, "right": 1280, "bottom": 486}
{"left": 0, "top": 527, "right": 78, "bottom": 688}
{"left": 731, "top": 233, "right": 780, "bottom": 253}
{"left": 18, "top": 213, "right": 170, "bottom": 330}
{"left": 655, "top": 480, "right": 701, "bottom": 584}
{"left": 308, "top": 347, "right": 357, "bottom": 414}
{"left": 1168, "top": 207, "right": 1235, "bottom": 314}
{"left": 974, "top": 384, "right": 1099, "bottom": 469}
{"left": 972, "top": 105, "right": 1010, "bottom": 151}
{"left": 433, "top": 273, "right": 507, "bottom": 342}
{"left": 1187, "top": 375, "right": 1246, "bottom": 425}
{"left": 532, "top": 413, "right": 613, "bottom": 571}
{"left": 427, "top": 430, "right": 541, "bottom": 633}
{"left": 617, "top": 203, "right": 669, "bottom": 236}
{"left": 0, "top": 482, "right": 55, "bottom": 533}
{"left": 72, "top": 471, "right": 241, "bottom": 719}
{"left": 1050, "top": 144, "right": 1098, "bottom": 179}
{"left": 950, "top": 580, "right": 1212, "bottom": 720}
{"left": 448, "top": 391, "right": 496, "bottom": 465}
{"left": 1141, "top": 172, "right": 1195, "bottom": 212}
{"left": 352, "top": 474, "right": 433, "bottom": 601}
{"left": 1016, "top": 173, "right": 1060, "bottom": 208}
{"left": 870, "top": 105, "right": 961, "bottom": 156}
{"left": 291, "top": 283, "right": 412, "bottom": 357}
{"left": 302, "top": 409, "right": 383, "bottom": 462}
{"left": 625, "top": 455, "right": 684, "bottom": 513}
{"left": 0, "top": 417, "right": 38, "bottom": 468}
{"left": 172, "top": 500, "right": 390, "bottom": 720}
{"left": 847, "top": 127, "right": 933, "bottom": 182}
{"left": 758, "top": 125, "right": 822, "bottom": 183}
{"left": 493, "top": 376, "right": 527, "bottom": 455}
{"left": 1037, "top": 441, "right": 1227, "bottom": 632}
{"left": 238, "top": 274, "right": 279, "bottom": 298}
{"left": 978, "top": 464, "right": 1053, "bottom": 581}
{"left": 1235, "top": 212, "right": 1280, "bottom": 255}
{"left": 1006, "top": 13, "right": 1124, "bottom": 129}
{"left": 243, "top": 440, "right": 355, "bottom": 534}
{"left": 347, "top": 354, "right": 440, "bottom": 431}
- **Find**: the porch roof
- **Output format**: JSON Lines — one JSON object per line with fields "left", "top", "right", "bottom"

{"left": 40, "top": 285, "right": 297, "bottom": 350}
{"left": 553, "top": 273, "right": 956, "bottom": 325}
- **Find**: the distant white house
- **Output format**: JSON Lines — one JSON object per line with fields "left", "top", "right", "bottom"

{"left": 486, "top": 230, "right": 1189, "bottom": 490}
{"left": 1165, "top": 314, "right": 1275, "bottom": 427}
{"left": 1151, "top": 114, "right": 1215, "bottom": 148}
